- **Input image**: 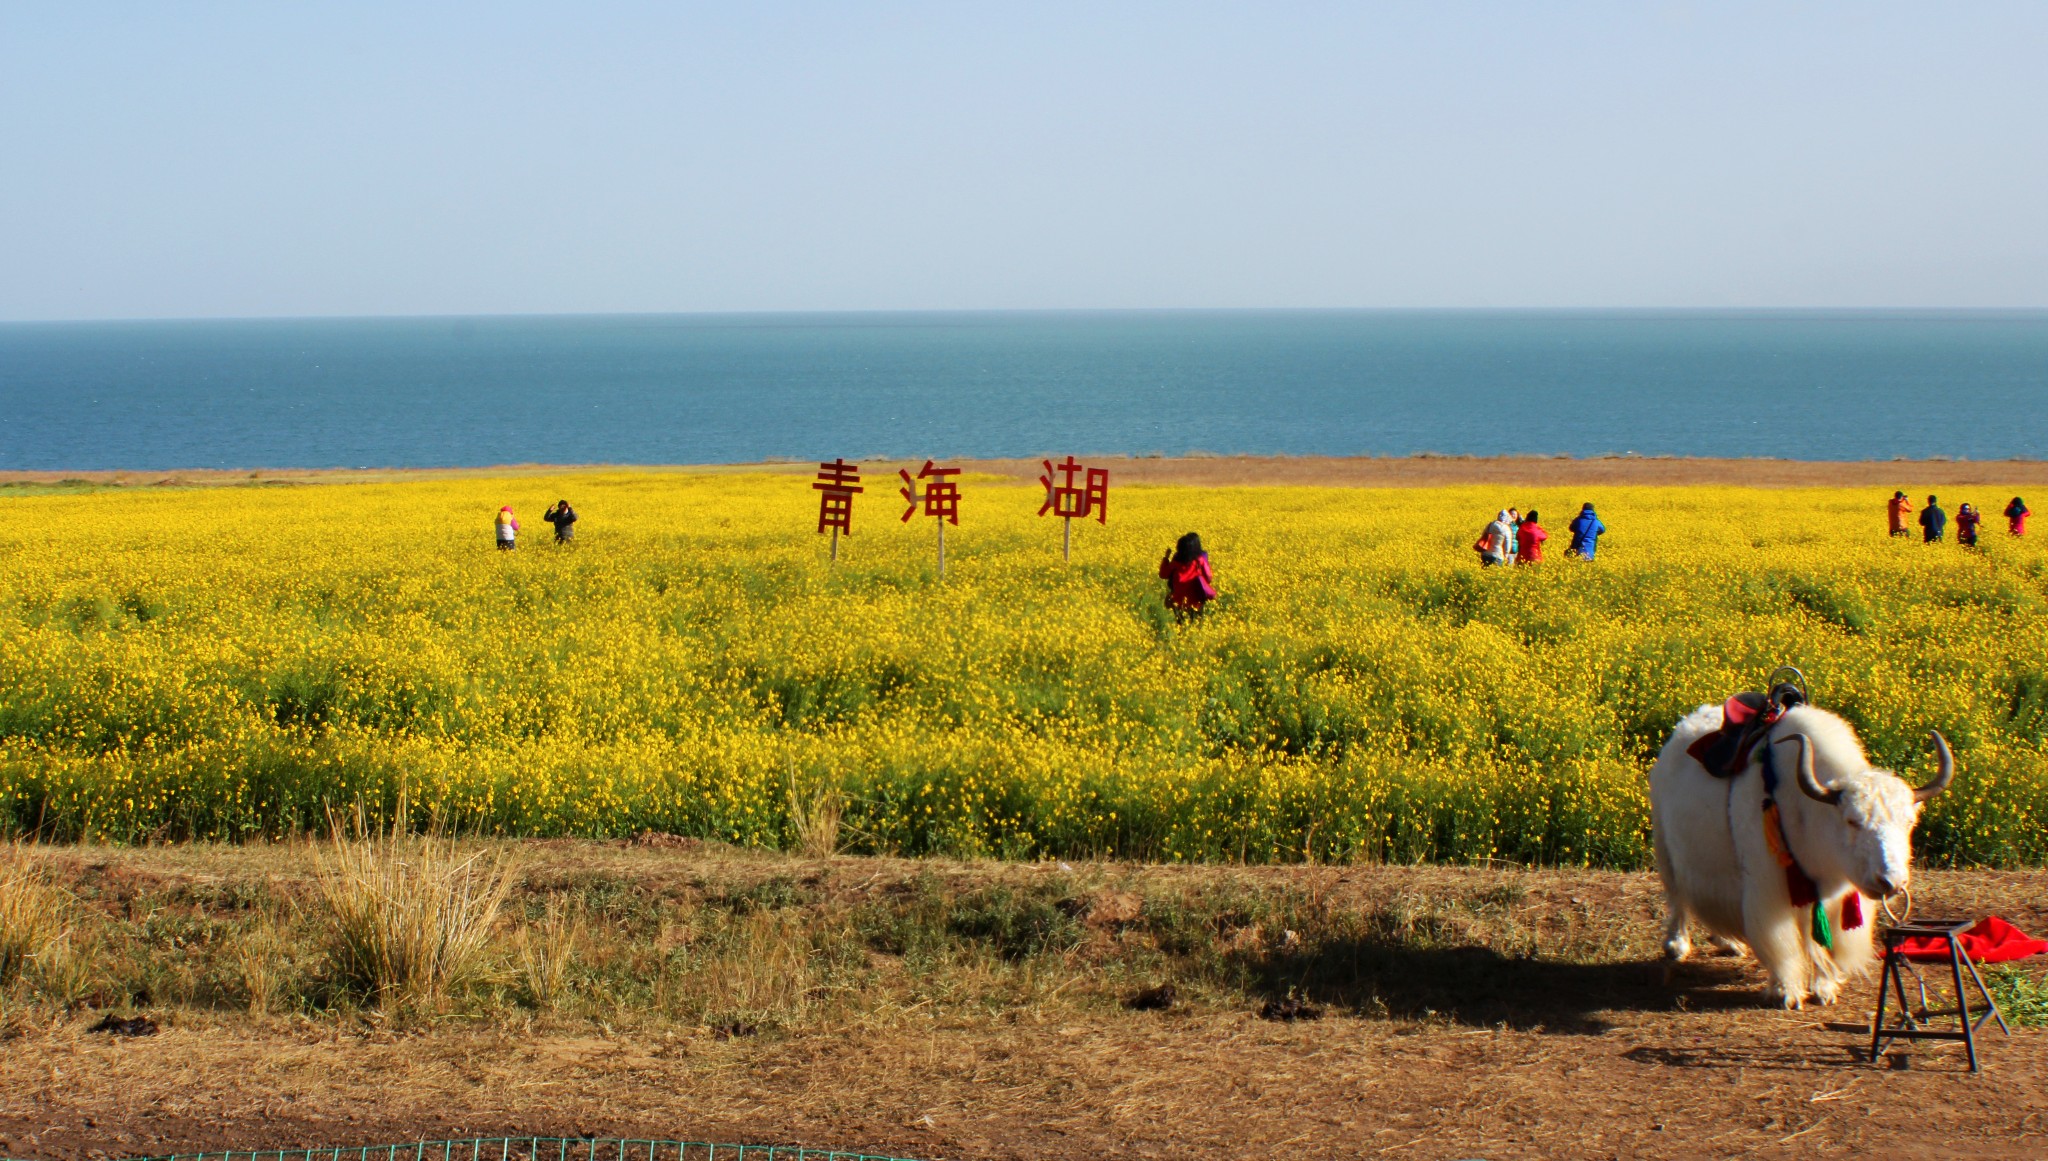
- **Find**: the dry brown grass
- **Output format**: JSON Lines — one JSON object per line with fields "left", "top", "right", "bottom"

{"left": 314, "top": 830, "right": 519, "bottom": 1011}
{"left": 0, "top": 842, "right": 2043, "bottom": 1160}
{"left": 0, "top": 846, "right": 70, "bottom": 988}
{"left": 513, "top": 897, "right": 582, "bottom": 1011}
{"left": 786, "top": 766, "right": 846, "bottom": 860}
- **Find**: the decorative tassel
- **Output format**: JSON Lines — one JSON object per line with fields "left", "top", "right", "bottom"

{"left": 1762, "top": 800, "right": 1794, "bottom": 867}
{"left": 1811, "top": 901, "right": 1834, "bottom": 949}
{"left": 1783, "top": 865, "right": 1818, "bottom": 908}
{"left": 1841, "top": 891, "right": 1864, "bottom": 930}
{"left": 1763, "top": 800, "right": 1819, "bottom": 906}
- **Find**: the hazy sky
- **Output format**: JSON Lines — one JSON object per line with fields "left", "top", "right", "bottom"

{"left": 3, "top": 3, "right": 2045, "bottom": 319}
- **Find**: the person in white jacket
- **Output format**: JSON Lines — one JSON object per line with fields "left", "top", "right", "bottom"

{"left": 1474, "top": 510, "right": 1513, "bottom": 567}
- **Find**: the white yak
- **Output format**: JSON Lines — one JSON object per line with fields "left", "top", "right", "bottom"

{"left": 1650, "top": 703, "right": 1952, "bottom": 1008}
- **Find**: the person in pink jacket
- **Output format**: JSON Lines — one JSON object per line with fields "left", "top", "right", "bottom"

{"left": 494, "top": 506, "right": 520, "bottom": 550}
{"left": 1515, "top": 510, "right": 1548, "bottom": 563}
{"left": 1158, "top": 532, "right": 1216, "bottom": 621}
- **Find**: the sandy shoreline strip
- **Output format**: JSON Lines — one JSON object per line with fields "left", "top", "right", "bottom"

{"left": 4, "top": 453, "right": 2048, "bottom": 489}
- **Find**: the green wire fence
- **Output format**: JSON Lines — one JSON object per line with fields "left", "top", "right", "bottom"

{"left": 4, "top": 1138, "right": 931, "bottom": 1161}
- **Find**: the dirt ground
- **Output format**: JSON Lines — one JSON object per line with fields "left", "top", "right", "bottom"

{"left": 7, "top": 454, "right": 2048, "bottom": 492}
{"left": 1, "top": 849, "right": 2043, "bottom": 1161}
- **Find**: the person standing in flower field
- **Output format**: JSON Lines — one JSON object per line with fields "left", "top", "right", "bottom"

{"left": 1919, "top": 494, "right": 1947, "bottom": 543}
{"left": 1956, "top": 502, "right": 1982, "bottom": 547}
{"left": 2005, "top": 496, "right": 2030, "bottom": 536}
{"left": 543, "top": 499, "right": 578, "bottom": 544}
{"left": 494, "top": 506, "right": 519, "bottom": 550}
{"left": 1159, "top": 532, "right": 1216, "bottom": 621}
{"left": 1504, "top": 507, "right": 1522, "bottom": 561}
{"left": 1473, "top": 510, "right": 1512, "bottom": 567}
{"left": 1887, "top": 490, "right": 1914, "bottom": 538}
{"left": 1515, "top": 509, "right": 1548, "bottom": 563}
{"left": 1567, "top": 502, "right": 1606, "bottom": 559}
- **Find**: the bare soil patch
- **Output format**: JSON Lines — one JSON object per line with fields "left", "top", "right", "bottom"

{"left": 1, "top": 845, "right": 2043, "bottom": 1159}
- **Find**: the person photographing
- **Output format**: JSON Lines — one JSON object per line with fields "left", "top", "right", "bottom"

{"left": 543, "top": 499, "right": 578, "bottom": 544}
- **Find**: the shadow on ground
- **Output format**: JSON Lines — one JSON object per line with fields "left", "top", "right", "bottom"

{"left": 1237, "top": 940, "right": 1759, "bottom": 1033}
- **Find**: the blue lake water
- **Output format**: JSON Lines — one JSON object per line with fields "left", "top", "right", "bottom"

{"left": 0, "top": 311, "right": 2044, "bottom": 470}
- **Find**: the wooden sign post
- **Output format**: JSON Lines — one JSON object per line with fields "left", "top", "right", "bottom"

{"left": 900, "top": 459, "right": 961, "bottom": 579}
{"left": 812, "top": 459, "right": 863, "bottom": 563}
{"left": 1038, "top": 456, "right": 1109, "bottom": 561}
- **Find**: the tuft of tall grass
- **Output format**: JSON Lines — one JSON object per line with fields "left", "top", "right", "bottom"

{"left": 232, "top": 917, "right": 291, "bottom": 1015}
{"left": 314, "top": 825, "right": 518, "bottom": 1011}
{"left": 786, "top": 765, "right": 845, "bottom": 859}
{"left": 514, "top": 897, "right": 582, "bottom": 1010}
{"left": 0, "top": 848, "right": 71, "bottom": 988}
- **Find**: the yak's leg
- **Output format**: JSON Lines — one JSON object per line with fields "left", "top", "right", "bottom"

{"left": 1655, "top": 833, "right": 1692, "bottom": 966}
{"left": 1808, "top": 894, "right": 1876, "bottom": 1006}
{"left": 1743, "top": 881, "right": 1811, "bottom": 1009}
{"left": 1807, "top": 936, "right": 1845, "bottom": 1006}
{"left": 1661, "top": 905, "right": 1692, "bottom": 964}
{"left": 1707, "top": 935, "right": 1745, "bottom": 955}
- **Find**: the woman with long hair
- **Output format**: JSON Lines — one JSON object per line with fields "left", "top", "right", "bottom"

{"left": 2005, "top": 496, "right": 2030, "bottom": 536}
{"left": 1159, "top": 532, "right": 1217, "bottom": 621}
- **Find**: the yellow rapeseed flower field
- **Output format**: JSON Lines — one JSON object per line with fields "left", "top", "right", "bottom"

{"left": 0, "top": 470, "right": 2042, "bottom": 866}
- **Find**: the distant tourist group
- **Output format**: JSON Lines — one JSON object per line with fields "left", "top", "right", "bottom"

{"left": 493, "top": 500, "right": 578, "bottom": 550}
{"left": 1888, "top": 492, "right": 2027, "bottom": 546}
{"left": 1473, "top": 503, "right": 1604, "bottom": 567}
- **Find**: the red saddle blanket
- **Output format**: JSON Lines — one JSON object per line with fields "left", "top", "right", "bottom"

{"left": 1897, "top": 916, "right": 2048, "bottom": 964}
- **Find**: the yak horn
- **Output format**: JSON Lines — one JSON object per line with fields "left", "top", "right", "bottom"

{"left": 1777, "top": 733, "right": 1840, "bottom": 805}
{"left": 1913, "top": 730, "right": 1955, "bottom": 803}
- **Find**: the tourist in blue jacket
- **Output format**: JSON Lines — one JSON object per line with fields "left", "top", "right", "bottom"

{"left": 1568, "top": 502, "right": 1606, "bottom": 559}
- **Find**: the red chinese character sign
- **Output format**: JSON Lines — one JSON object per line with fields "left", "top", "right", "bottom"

{"left": 812, "top": 459, "right": 862, "bottom": 562}
{"left": 1038, "top": 456, "right": 1109, "bottom": 560}
{"left": 900, "top": 459, "right": 962, "bottom": 579}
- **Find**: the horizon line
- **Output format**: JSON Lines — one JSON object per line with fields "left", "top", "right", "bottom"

{"left": 9, "top": 305, "right": 2048, "bottom": 326}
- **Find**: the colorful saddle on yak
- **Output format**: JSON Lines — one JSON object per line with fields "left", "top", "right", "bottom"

{"left": 1685, "top": 681, "right": 1808, "bottom": 778}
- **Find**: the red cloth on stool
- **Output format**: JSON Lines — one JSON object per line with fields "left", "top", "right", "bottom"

{"left": 1897, "top": 916, "right": 2048, "bottom": 964}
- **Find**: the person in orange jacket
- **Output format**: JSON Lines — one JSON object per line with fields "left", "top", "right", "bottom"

{"left": 1159, "top": 532, "right": 1216, "bottom": 621}
{"left": 1887, "top": 491, "right": 1913, "bottom": 538}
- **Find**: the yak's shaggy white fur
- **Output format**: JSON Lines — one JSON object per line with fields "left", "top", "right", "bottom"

{"left": 1650, "top": 704, "right": 1940, "bottom": 1009}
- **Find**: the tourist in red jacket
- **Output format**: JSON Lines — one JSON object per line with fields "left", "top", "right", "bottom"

{"left": 1515, "top": 510, "right": 1548, "bottom": 563}
{"left": 2006, "top": 496, "right": 2030, "bottom": 536}
{"left": 1159, "top": 532, "right": 1216, "bottom": 620}
{"left": 1956, "top": 503, "right": 1983, "bottom": 547}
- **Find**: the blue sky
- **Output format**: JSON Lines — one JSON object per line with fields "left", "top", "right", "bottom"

{"left": 2, "top": 3, "right": 2045, "bottom": 319}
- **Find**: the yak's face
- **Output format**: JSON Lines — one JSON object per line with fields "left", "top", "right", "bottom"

{"left": 1772, "top": 717, "right": 1950, "bottom": 903}
{"left": 1819, "top": 771, "right": 1922, "bottom": 900}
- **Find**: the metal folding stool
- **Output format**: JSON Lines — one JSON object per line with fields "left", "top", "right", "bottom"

{"left": 1869, "top": 918, "right": 2010, "bottom": 1072}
